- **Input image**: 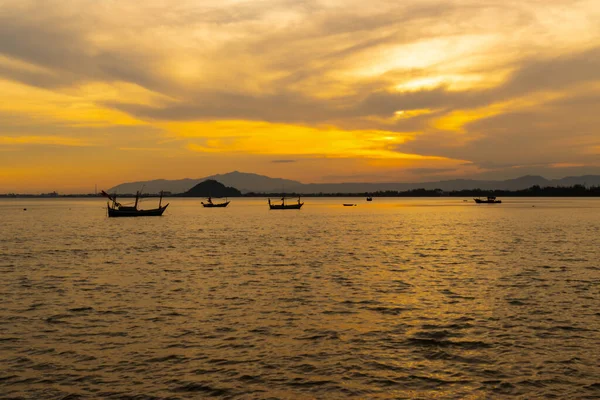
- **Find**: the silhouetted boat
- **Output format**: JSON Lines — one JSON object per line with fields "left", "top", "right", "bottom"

{"left": 366, "top": 196, "right": 373, "bottom": 201}
{"left": 102, "top": 190, "right": 168, "bottom": 217}
{"left": 269, "top": 196, "right": 303, "bottom": 210}
{"left": 474, "top": 196, "right": 502, "bottom": 204}
{"left": 343, "top": 203, "right": 357, "bottom": 206}
{"left": 201, "top": 197, "right": 230, "bottom": 208}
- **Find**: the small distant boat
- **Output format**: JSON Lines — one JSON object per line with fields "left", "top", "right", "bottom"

{"left": 102, "top": 190, "right": 168, "bottom": 217}
{"left": 366, "top": 196, "right": 373, "bottom": 201}
{"left": 343, "top": 203, "right": 357, "bottom": 206}
{"left": 201, "top": 197, "right": 230, "bottom": 208}
{"left": 474, "top": 196, "right": 502, "bottom": 204}
{"left": 269, "top": 196, "right": 303, "bottom": 210}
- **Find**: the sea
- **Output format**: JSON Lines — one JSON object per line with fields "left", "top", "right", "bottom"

{"left": 1, "top": 197, "right": 599, "bottom": 399}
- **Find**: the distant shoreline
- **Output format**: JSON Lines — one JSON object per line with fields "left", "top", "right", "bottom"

{"left": 2, "top": 185, "right": 600, "bottom": 198}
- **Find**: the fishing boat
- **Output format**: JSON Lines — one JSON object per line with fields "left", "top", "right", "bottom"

{"left": 102, "top": 190, "right": 169, "bottom": 217}
{"left": 201, "top": 197, "right": 230, "bottom": 208}
{"left": 268, "top": 196, "right": 303, "bottom": 210}
{"left": 474, "top": 196, "right": 502, "bottom": 204}
{"left": 343, "top": 203, "right": 357, "bottom": 206}
{"left": 366, "top": 196, "right": 373, "bottom": 201}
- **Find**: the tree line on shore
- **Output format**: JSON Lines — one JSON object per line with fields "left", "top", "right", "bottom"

{"left": 246, "top": 184, "right": 600, "bottom": 197}
{"left": 3, "top": 184, "right": 600, "bottom": 198}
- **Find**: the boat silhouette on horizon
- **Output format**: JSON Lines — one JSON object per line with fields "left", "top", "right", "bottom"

{"left": 201, "top": 197, "right": 230, "bottom": 208}
{"left": 268, "top": 196, "right": 303, "bottom": 210}
{"left": 102, "top": 190, "right": 168, "bottom": 217}
{"left": 474, "top": 196, "right": 502, "bottom": 204}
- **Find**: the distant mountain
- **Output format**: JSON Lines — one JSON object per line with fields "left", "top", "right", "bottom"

{"left": 178, "top": 180, "right": 242, "bottom": 197}
{"left": 107, "top": 172, "right": 600, "bottom": 195}
{"left": 204, "top": 171, "right": 301, "bottom": 193}
{"left": 283, "top": 175, "right": 554, "bottom": 193}
{"left": 107, "top": 178, "right": 201, "bottom": 195}
{"left": 107, "top": 171, "right": 301, "bottom": 194}
{"left": 549, "top": 175, "right": 600, "bottom": 187}
{"left": 286, "top": 175, "right": 597, "bottom": 193}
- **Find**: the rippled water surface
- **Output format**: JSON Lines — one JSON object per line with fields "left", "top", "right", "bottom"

{"left": 1, "top": 197, "right": 599, "bottom": 399}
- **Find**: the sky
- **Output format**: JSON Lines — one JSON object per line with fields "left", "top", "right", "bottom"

{"left": 1, "top": 0, "right": 600, "bottom": 193}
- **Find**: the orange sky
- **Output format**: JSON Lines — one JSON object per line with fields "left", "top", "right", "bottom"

{"left": 1, "top": 0, "right": 600, "bottom": 193}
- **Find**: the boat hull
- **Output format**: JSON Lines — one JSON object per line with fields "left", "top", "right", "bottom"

{"left": 474, "top": 199, "right": 502, "bottom": 204}
{"left": 269, "top": 203, "right": 303, "bottom": 210}
{"left": 107, "top": 204, "right": 169, "bottom": 217}
{"left": 202, "top": 201, "right": 230, "bottom": 208}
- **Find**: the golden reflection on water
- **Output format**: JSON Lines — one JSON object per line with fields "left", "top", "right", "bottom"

{"left": 1, "top": 197, "right": 599, "bottom": 398}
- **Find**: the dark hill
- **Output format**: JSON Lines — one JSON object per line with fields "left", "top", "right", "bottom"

{"left": 179, "top": 180, "right": 242, "bottom": 197}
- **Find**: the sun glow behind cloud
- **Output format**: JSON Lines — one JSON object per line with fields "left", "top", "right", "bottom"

{"left": 352, "top": 34, "right": 498, "bottom": 78}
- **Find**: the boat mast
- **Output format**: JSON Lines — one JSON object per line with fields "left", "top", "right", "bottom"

{"left": 134, "top": 191, "right": 140, "bottom": 209}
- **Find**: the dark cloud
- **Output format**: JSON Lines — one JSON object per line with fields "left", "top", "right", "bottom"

{"left": 406, "top": 167, "right": 457, "bottom": 174}
{"left": 0, "top": 3, "right": 169, "bottom": 92}
{"left": 103, "top": 91, "right": 343, "bottom": 123}
{"left": 499, "top": 47, "right": 600, "bottom": 96}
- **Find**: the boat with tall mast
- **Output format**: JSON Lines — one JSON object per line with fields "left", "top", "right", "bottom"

{"left": 268, "top": 196, "right": 303, "bottom": 210}
{"left": 102, "top": 190, "right": 169, "bottom": 217}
